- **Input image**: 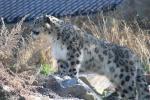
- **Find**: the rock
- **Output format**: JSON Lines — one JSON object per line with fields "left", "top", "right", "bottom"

{"left": 0, "top": 85, "right": 25, "bottom": 100}
{"left": 45, "top": 75, "right": 103, "bottom": 100}
{"left": 0, "top": 84, "right": 64, "bottom": 100}
{"left": 80, "top": 73, "right": 114, "bottom": 94}
{"left": 82, "top": 92, "right": 95, "bottom": 100}
{"left": 79, "top": 73, "right": 118, "bottom": 100}
{"left": 23, "top": 95, "right": 50, "bottom": 100}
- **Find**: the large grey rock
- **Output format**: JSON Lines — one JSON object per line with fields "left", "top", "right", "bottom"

{"left": 45, "top": 75, "right": 102, "bottom": 100}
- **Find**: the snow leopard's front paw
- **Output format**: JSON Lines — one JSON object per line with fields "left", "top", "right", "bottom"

{"left": 57, "top": 60, "right": 69, "bottom": 78}
{"left": 68, "top": 68, "right": 78, "bottom": 78}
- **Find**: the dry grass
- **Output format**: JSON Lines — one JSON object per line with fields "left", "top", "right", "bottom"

{"left": 0, "top": 16, "right": 27, "bottom": 67}
{"left": 0, "top": 17, "right": 56, "bottom": 77}
{"left": 0, "top": 16, "right": 54, "bottom": 96}
{"left": 0, "top": 14, "right": 150, "bottom": 73}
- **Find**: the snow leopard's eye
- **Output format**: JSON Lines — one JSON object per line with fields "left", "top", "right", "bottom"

{"left": 32, "top": 30, "right": 40, "bottom": 35}
{"left": 31, "top": 30, "right": 41, "bottom": 39}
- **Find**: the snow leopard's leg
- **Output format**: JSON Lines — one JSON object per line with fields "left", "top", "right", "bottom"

{"left": 57, "top": 60, "right": 69, "bottom": 77}
{"left": 66, "top": 45, "right": 82, "bottom": 78}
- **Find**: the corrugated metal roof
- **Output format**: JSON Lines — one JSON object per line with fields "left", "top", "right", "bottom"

{"left": 0, "top": 0, "right": 123, "bottom": 23}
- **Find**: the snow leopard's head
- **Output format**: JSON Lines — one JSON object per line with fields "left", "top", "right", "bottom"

{"left": 31, "top": 15, "right": 64, "bottom": 39}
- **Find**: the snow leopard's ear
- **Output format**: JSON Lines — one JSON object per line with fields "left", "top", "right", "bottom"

{"left": 43, "top": 15, "right": 53, "bottom": 24}
{"left": 43, "top": 15, "right": 54, "bottom": 29}
{"left": 43, "top": 15, "right": 64, "bottom": 28}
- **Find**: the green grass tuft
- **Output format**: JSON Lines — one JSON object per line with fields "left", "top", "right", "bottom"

{"left": 40, "top": 64, "right": 55, "bottom": 76}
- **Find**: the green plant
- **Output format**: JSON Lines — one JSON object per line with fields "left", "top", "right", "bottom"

{"left": 40, "top": 64, "right": 55, "bottom": 76}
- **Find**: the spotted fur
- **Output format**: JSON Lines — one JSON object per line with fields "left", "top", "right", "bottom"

{"left": 31, "top": 15, "right": 150, "bottom": 100}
